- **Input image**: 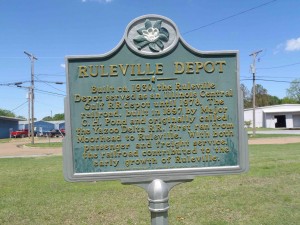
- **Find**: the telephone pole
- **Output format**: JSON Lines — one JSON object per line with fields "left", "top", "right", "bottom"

{"left": 249, "top": 50, "right": 262, "bottom": 136}
{"left": 24, "top": 51, "right": 38, "bottom": 144}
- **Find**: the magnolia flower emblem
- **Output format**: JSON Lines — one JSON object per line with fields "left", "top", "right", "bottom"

{"left": 133, "top": 19, "right": 169, "bottom": 52}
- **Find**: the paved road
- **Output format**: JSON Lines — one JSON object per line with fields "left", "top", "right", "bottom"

{"left": 248, "top": 129, "right": 300, "bottom": 135}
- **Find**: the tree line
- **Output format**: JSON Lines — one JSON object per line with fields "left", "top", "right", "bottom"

{"left": 0, "top": 109, "right": 64, "bottom": 121}
{"left": 241, "top": 78, "right": 300, "bottom": 108}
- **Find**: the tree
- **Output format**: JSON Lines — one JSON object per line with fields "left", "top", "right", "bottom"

{"left": 286, "top": 79, "right": 300, "bottom": 103}
{"left": 0, "top": 108, "right": 15, "bottom": 117}
{"left": 281, "top": 97, "right": 299, "bottom": 104}
{"left": 253, "top": 84, "right": 269, "bottom": 107}
{"left": 42, "top": 113, "right": 64, "bottom": 121}
{"left": 242, "top": 83, "right": 283, "bottom": 107}
{"left": 240, "top": 84, "right": 252, "bottom": 108}
{"left": 17, "top": 115, "right": 26, "bottom": 120}
{"left": 53, "top": 113, "right": 64, "bottom": 120}
{"left": 268, "top": 95, "right": 281, "bottom": 105}
{"left": 42, "top": 116, "right": 53, "bottom": 121}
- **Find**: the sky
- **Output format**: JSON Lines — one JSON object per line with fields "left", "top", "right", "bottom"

{"left": 1, "top": 0, "right": 300, "bottom": 120}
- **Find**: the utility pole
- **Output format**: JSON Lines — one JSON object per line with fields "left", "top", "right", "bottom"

{"left": 24, "top": 51, "right": 38, "bottom": 144}
{"left": 249, "top": 50, "right": 262, "bottom": 136}
{"left": 27, "top": 89, "right": 31, "bottom": 139}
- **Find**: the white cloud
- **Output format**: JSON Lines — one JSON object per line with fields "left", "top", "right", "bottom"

{"left": 60, "top": 64, "right": 65, "bottom": 68}
{"left": 273, "top": 43, "right": 284, "bottom": 55}
{"left": 285, "top": 37, "right": 300, "bottom": 51}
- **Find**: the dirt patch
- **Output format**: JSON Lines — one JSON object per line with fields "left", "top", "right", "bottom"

{"left": 248, "top": 136, "right": 300, "bottom": 145}
{"left": 0, "top": 137, "right": 63, "bottom": 158}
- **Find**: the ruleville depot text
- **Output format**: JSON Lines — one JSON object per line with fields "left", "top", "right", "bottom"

{"left": 76, "top": 61, "right": 227, "bottom": 78}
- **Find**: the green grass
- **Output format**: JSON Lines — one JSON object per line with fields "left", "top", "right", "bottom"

{"left": 246, "top": 127, "right": 277, "bottom": 131}
{"left": 0, "top": 138, "right": 10, "bottom": 143}
{"left": 25, "top": 142, "right": 62, "bottom": 148}
{"left": 0, "top": 143, "right": 299, "bottom": 225}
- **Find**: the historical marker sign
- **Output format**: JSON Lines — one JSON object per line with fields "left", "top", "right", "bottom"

{"left": 63, "top": 15, "right": 248, "bottom": 182}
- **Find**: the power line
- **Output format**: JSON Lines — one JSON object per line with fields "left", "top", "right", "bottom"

{"left": 34, "top": 88, "right": 66, "bottom": 97}
{"left": 36, "top": 73, "right": 65, "bottom": 77}
{"left": 256, "top": 75, "right": 300, "bottom": 79}
{"left": 34, "top": 75, "right": 66, "bottom": 93}
{"left": 0, "top": 83, "right": 65, "bottom": 97}
{"left": 257, "top": 78, "right": 300, "bottom": 83}
{"left": 183, "top": 0, "right": 277, "bottom": 35}
{"left": 0, "top": 56, "right": 63, "bottom": 59}
{"left": 11, "top": 100, "right": 28, "bottom": 112}
{"left": 257, "top": 62, "right": 300, "bottom": 70}
{"left": 241, "top": 78, "right": 300, "bottom": 83}
{"left": 1, "top": 79, "right": 66, "bottom": 85}
{"left": 0, "top": 81, "right": 30, "bottom": 86}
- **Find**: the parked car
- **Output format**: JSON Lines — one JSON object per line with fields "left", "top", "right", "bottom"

{"left": 36, "top": 131, "right": 49, "bottom": 137}
{"left": 49, "top": 129, "right": 65, "bottom": 137}
{"left": 10, "top": 129, "right": 29, "bottom": 138}
{"left": 10, "top": 129, "right": 37, "bottom": 138}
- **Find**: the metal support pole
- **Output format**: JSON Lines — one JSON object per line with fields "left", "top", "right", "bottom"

{"left": 252, "top": 71, "right": 256, "bottom": 135}
{"left": 122, "top": 177, "right": 194, "bottom": 225}
{"left": 249, "top": 50, "right": 262, "bottom": 136}
{"left": 24, "top": 51, "right": 37, "bottom": 144}
{"left": 30, "top": 65, "right": 34, "bottom": 144}
{"left": 148, "top": 179, "right": 170, "bottom": 225}
{"left": 28, "top": 89, "right": 31, "bottom": 138}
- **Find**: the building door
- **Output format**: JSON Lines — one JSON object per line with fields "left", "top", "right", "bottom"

{"left": 274, "top": 115, "right": 286, "bottom": 128}
{"left": 293, "top": 114, "right": 300, "bottom": 128}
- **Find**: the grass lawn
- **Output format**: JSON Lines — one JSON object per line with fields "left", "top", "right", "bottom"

{"left": 0, "top": 143, "right": 299, "bottom": 225}
{"left": 25, "top": 142, "right": 63, "bottom": 148}
{"left": 0, "top": 138, "right": 10, "bottom": 143}
{"left": 246, "top": 127, "right": 277, "bottom": 131}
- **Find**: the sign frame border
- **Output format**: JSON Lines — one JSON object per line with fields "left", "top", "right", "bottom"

{"left": 63, "top": 14, "right": 249, "bottom": 182}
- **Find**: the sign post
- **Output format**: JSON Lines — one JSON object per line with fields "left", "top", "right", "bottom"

{"left": 63, "top": 14, "right": 248, "bottom": 224}
{"left": 121, "top": 177, "right": 194, "bottom": 225}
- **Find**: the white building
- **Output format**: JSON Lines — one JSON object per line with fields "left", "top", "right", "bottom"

{"left": 244, "top": 104, "right": 300, "bottom": 128}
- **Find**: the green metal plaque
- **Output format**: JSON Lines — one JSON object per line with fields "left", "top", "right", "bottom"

{"left": 63, "top": 15, "right": 248, "bottom": 182}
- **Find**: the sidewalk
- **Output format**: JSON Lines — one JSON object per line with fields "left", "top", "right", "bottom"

{"left": 248, "top": 136, "right": 300, "bottom": 145}
{"left": 248, "top": 130, "right": 300, "bottom": 135}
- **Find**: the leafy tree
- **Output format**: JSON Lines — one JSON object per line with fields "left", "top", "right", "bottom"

{"left": 17, "top": 115, "right": 26, "bottom": 120}
{"left": 281, "top": 97, "right": 299, "bottom": 104}
{"left": 286, "top": 79, "right": 300, "bottom": 103}
{"left": 0, "top": 108, "right": 16, "bottom": 117}
{"left": 53, "top": 113, "right": 64, "bottom": 120}
{"left": 42, "top": 113, "right": 64, "bottom": 121}
{"left": 268, "top": 95, "right": 281, "bottom": 105}
{"left": 42, "top": 116, "right": 53, "bottom": 121}
{"left": 240, "top": 84, "right": 252, "bottom": 108}
{"left": 244, "top": 120, "right": 252, "bottom": 128}
{"left": 242, "top": 83, "right": 283, "bottom": 107}
{"left": 253, "top": 84, "right": 269, "bottom": 107}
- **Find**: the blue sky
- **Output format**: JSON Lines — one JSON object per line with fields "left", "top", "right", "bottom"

{"left": 1, "top": 0, "right": 300, "bottom": 120}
